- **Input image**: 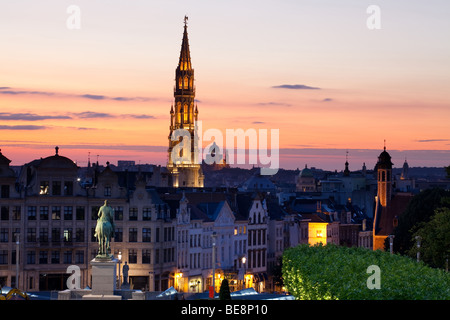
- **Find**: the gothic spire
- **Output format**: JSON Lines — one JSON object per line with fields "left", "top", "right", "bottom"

{"left": 178, "top": 16, "right": 192, "bottom": 71}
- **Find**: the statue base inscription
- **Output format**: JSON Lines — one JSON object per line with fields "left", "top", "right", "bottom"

{"left": 82, "top": 258, "right": 121, "bottom": 300}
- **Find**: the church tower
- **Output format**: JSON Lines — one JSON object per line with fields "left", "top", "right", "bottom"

{"left": 167, "top": 17, "right": 204, "bottom": 188}
{"left": 375, "top": 145, "right": 393, "bottom": 207}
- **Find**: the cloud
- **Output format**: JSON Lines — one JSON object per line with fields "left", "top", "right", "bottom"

{"left": 0, "top": 88, "right": 55, "bottom": 96}
{"left": 0, "top": 112, "right": 71, "bottom": 121}
{"left": 0, "top": 86, "right": 153, "bottom": 102}
{"left": 125, "top": 114, "right": 156, "bottom": 119}
{"left": 252, "top": 121, "right": 265, "bottom": 124}
{"left": 72, "top": 111, "right": 114, "bottom": 119}
{"left": 0, "top": 125, "right": 47, "bottom": 130}
{"left": 80, "top": 94, "right": 106, "bottom": 100}
{"left": 272, "top": 84, "right": 320, "bottom": 90}
{"left": 416, "top": 139, "right": 450, "bottom": 143}
{"left": 71, "top": 111, "right": 155, "bottom": 119}
{"left": 322, "top": 98, "right": 333, "bottom": 102}
{"left": 255, "top": 102, "right": 292, "bottom": 107}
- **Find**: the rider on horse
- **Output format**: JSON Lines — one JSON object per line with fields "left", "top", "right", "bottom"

{"left": 94, "top": 200, "right": 115, "bottom": 258}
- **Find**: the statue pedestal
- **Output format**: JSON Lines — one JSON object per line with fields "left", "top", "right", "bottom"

{"left": 83, "top": 258, "right": 121, "bottom": 300}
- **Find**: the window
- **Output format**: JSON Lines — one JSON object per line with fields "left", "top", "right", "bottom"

{"left": 52, "top": 228, "right": 61, "bottom": 243}
{"left": 27, "top": 206, "right": 36, "bottom": 220}
{"left": 142, "top": 249, "right": 151, "bottom": 264}
{"left": 143, "top": 207, "right": 151, "bottom": 221}
{"left": 115, "top": 228, "right": 123, "bottom": 242}
{"left": 155, "top": 228, "right": 160, "bottom": 242}
{"left": 76, "top": 207, "right": 85, "bottom": 220}
{"left": 63, "top": 181, "right": 73, "bottom": 196}
{"left": 91, "top": 206, "right": 99, "bottom": 220}
{"left": 64, "top": 206, "right": 73, "bottom": 220}
{"left": 27, "top": 251, "right": 36, "bottom": 264}
{"left": 12, "top": 206, "right": 21, "bottom": 220}
{"left": 104, "top": 186, "right": 111, "bottom": 197}
{"left": 39, "top": 228, "right": 48, "bottom": 242}
{"left": 142, "top": 228, "right": 151, "bottom": 242}
{"left": 0, "top": 250, "right": 7, "bottom": 264}
{"left": 63, "top": 251, "right": 72, "bottom": 264}
{"left": 129, "top": 228, "right": 137, "bottom": 242}
{"left": 129, "top": 207, "right": 138, "bottom": 221}
{"left": 39, "top": 251, "right": 48, "bottom": 264}
{"left": 27, "top": 228, "right": 36, "bottom": 242}
{"left": 1, "top": 206, "right": 9, "bottom": 220}
{"left": 39, "top": 181, "right": 49, "bottom": 195}
{"left": 1, "top": 185, "right": 10, "bottom": 198}
{"left": 52, "top": 206, "right": 61, "bottom": 220}
{"left": 52, "top": 181, "right": 61, "bottom": 196}
{"left": 0, "top": 228, "right": 8, "bottom": 242}
{"left": 128, "top": 249, "right": 137, "bottom": 264}
{"left": 40, "top": 206, "right": 49, "bottom": 220}
{"left": 75, "top": 228, "right": 84, "bottom": 242}
{"left": 115, "top": 207, "right": 123, "bottom": 220}
{"left": 63, "top": 228, "right": 72, "bottom": 242}
{"left": 75, "top": 250, "right": 84, "bottom": 264}
{"left": 51, "top": 251, "right": 60, "bottom": 264}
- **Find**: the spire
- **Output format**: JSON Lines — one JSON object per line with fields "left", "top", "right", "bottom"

{"left": 178, "top": 16, "right": 192, "bottom": 71}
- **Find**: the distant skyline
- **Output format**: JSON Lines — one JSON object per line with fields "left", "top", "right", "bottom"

{"left": 1, "top": 1, "right": 449, "bottom": 171}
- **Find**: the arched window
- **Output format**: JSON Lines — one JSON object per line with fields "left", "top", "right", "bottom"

{"left": 183, "top": 104, "right": 188, "bottom": 122}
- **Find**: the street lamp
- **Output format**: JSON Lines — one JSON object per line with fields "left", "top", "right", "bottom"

{"left": 118, "top": 252, "right": 122, "bottom": 289}
{"left": 15, "top": 233, "right": 20, "bottom": 290}
{"left": 388, "top": 235, "right": 395, "bottom": 255}
{"left": 241, "top": 256, "right": 246, "bottom": 289}
{"left": 415, "top": 236, "right": 421, "bottom": 262}
{"left": 211, "top": 232, "right": 217, "bottom": 297}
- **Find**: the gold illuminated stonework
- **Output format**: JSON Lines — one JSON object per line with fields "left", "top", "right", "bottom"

{"left": 167, "top": 17, "right": 204, "bottom": 188}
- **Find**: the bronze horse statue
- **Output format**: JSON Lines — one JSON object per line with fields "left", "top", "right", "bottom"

{"left": 94, "top": 200, "right": 115, "bottom": 259}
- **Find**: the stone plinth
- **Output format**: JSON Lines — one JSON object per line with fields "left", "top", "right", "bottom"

{"left": 82, "top": 258, "right": 121, "bottom": 300}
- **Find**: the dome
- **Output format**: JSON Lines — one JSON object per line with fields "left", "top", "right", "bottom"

{"left": 299, "top": 164, "right": 313, "bottom": 178}
{"left": 33, "top": 147, "right": 78, "bottom": 170}
{"left": 376, "top": 148, "right": 393, "bottom": 169}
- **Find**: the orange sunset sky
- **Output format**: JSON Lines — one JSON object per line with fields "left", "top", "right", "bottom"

{"left": 0, "top": 0, "right": 449, "bottom": 171}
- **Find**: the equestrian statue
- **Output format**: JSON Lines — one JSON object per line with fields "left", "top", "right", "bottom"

{"left": 94, "top": 200, "right": 115, "bottom": 260}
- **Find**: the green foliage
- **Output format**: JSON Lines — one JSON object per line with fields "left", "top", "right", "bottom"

{"left": 282, "top": 244, "right": 450, "bottom": 300}
{"left": 408, "top": 207, "right": 450, "bottom": 269}
{"left": 219, "top": 279, "right": 231, "bottom": 300}
{"left": 391, "top": 188, "right": 450, "bottom": 254}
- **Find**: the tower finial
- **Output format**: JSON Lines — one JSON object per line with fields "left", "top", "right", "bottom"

{"left": 384, "top": 139, "right": 386, "bottom": 151}
{"left": 184, "top": 15, "right": 188, "bottom": 27}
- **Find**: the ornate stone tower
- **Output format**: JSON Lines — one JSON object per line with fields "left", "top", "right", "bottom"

{"left": 167, "top": 17, "right": 204, "bottom": 188}
{"left": 375, "top": 145, "right": 393, "bottom": 207}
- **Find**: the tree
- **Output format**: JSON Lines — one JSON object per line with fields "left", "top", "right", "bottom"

{"left": 390, "top": 188, "right": 450, "bottom": 254}
{"left": 219, "top": 279, "right": 231, "bottom": 300}
{"left": 408, "top": 207, "right": 450, "bottom": 269}
{"left": 445, "top": 165, "right": 450, "bottom": 179}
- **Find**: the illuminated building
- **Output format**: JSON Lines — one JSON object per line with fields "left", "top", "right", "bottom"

{"left": 373, "top": 146, "right": 413, "bottom": 250}
{"left": 167, "top": 17, "right": 204, "bottom": 188}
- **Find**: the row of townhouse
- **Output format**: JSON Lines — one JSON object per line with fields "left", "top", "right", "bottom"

{"left": 0, "top": 149, "right": 287, "bottom": 293}
{"left": 0, "top": 148, "right": 370, "bottom": 294}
